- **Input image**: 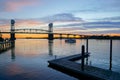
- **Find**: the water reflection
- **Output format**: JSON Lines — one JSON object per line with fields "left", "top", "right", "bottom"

{"left": 48, "top": 40, "right": 53, "bottom": 56}
{"left": 11, "top": 41, "right": 15, "bottom": 61}
{"left": 86, "top": 58, "right": 88, "bottom": 65}
{"left": 0, "top": 39, "right": 120, "bottom": 74}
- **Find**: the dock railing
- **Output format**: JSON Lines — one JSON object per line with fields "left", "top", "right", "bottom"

{"left": 0, "top": 39, "right": 12, "bottom": 53}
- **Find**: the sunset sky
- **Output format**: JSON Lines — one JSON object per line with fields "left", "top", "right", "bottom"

{"left": 0, "top": 0, "right": 120, "bottom": 36}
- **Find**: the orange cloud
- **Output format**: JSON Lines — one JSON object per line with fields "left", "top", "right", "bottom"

{"left": 0, "top": 24, "right": 10, "bottom": 31}
{"left": 0, "top": 19, "right": 47, "bottom": 30}
{"left": 5, "top": 0, "right": 39, "bottom": 11}
{"left": 16, "top": 20, "right": 45, "bottom": 25}
{"left": 15, "top": 19, "right": 48, "bottom": 30}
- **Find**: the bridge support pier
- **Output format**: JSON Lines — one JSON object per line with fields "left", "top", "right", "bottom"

{"left": 48, "top": 34, "right": 53, "bottom": 40}
{"left": 67, "top": 34, "right": 70, "bottom": 39}
{"left": 60, "top": 34, "right": 62, "bottom": 39}
{"left": 10, "top": 19, "right": 16, "bottom": 41}
{"left": 73, "top": 35, "right": 76, "bottom": 39}
{"left": 10, "top": 33, "right": 15, "bottom": 40}
{"left": 48, "top": 23, "right": 53, "bottom": 40}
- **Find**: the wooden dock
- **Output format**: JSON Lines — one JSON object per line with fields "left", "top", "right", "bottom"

{"left": 48, "top": 54, "right": 120, "bottom": 80}
{"left": 0, "top": 39, "right": 14, "bottom": 53}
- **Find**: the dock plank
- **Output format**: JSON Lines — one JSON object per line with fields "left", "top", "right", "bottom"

{"left": 48, "top": 54, "right": 120, "bottom": 80}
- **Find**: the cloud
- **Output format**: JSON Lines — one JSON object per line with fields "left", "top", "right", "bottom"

{"left": 54, "top": 26, "right": 120, "bottom": 35}
{"left": 0, "top": 0, "right": 39, "bottom": 12}
{"left": 0, "top": 13, "right": 83, "bottom": 24}
{"left": 71, "top": 9, "right": 98, "bottom": 13}
{"left": 0, "top": 13, "right": 83, "bottom": 31}
{"left": 101, "top": 16, "right": 120, "bottom": 21}
{"left": 91, "top": 16, "right": 120, "bottom": 23}
{"left": 0, "top": 13, "right": 120, "bottom": 34}
{"left": 53, "top": 20, "right": 120, "bottom": 34}
{"left": 40, "top": 13, "right": 83, "bottom": 23}
{"left": 54, "top": 21, "right": 120, "bottom": 29}
{"left": 0, "top": 19, "right": 46, "bottom": 32}
{"left": 16, "top": 19, "right": 45, "bottom": 25}
{"left": 0, "top": 19, "right": 10, "bottom": 31}
{"left": 82, "top": 21, "right": 120, "bottom": 28}
{"left": 0, "top": 19, "right": 10, "bottom": 25}
{"left": 71, "top": 8, "right": 120, "bottom": 14}
{"left": 70, "top": 0, "right": 120, "bottom": 13}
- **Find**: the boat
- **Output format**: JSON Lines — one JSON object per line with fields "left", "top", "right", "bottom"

{"left": 65, "top": 39, "right": 76, "bottom": 43}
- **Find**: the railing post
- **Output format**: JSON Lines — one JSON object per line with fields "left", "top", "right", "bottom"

{"left": 109, "top": 39, "right": 112, "bottom": 70}
{"left": 86, "top": 38, "right": 88, "bottom": 53}
{"left": 81, "top": 45, "right": 85, "bottom": 71}
{"left": 86, "top": 38, "right": 89, "bottom": 65}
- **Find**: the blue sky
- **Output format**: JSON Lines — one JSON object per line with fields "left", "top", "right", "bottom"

{"left": 0, "top": 0, "right": 120, "bottom": 35}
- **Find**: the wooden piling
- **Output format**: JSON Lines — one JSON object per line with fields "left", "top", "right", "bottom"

{"left": 86, "top": 38, "right": 89, "bottom": 65}
{"left": 86, "top": 38, "right": 88, "bottom": 53}
{"left": 109, "top": 39, "right": 112, "bottom": 70}
{"left": 81, "top": 45, "right": 85, "bottom": 71}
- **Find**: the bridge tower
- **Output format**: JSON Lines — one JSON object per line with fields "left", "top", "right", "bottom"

{"left": 10, "top": 19, "right": 16, "bottom": 41}
{"left": 48, "top": 23, "right": 53, "bottom": 40}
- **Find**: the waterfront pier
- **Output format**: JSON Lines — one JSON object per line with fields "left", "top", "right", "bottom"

{"left": 0, "top": 19, "right": 16, "bottom": 53}
{"left": 0, "top": 39, "right": 14, "bottom": 53}
{"left": 48, "top": 45, "right": 120, "bottom": 80}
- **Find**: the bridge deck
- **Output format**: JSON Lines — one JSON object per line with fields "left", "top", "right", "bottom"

{"left": 48, "top": 54, "right": 120, "bottom": 80}
{"left": 1, "top": 32, "right": 85, "bottom": 36}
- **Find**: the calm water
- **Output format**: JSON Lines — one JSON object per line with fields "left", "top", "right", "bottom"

{"left": 0, "top": 39, "right": 120, "bottom": 80}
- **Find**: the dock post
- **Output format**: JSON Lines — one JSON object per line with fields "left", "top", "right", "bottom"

{"left": 86, "top": 38, "right": 88, "bottom": 53}
{"left": 81, "top": 45, "right": 85, "bottom": 71}
{"left": 86, "top": 38, "right": 88, "bottom": 65}
{"left": 109, "top": 39, "right": 112, "bottom": 70}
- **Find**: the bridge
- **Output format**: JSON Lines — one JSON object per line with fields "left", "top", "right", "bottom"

{"left": 0, "top": 19, "right": 88, "bottom": 40}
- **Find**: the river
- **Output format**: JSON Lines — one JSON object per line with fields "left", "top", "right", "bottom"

{"left": 0, "top": 39, "right": 120, "bottom": 80}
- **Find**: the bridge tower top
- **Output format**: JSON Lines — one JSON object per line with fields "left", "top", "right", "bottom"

{"left": 11, "top": 19, "right": 15, "bottom": 31}
{"left": 48, "top": 23, "right": 53, "bottom": 33}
